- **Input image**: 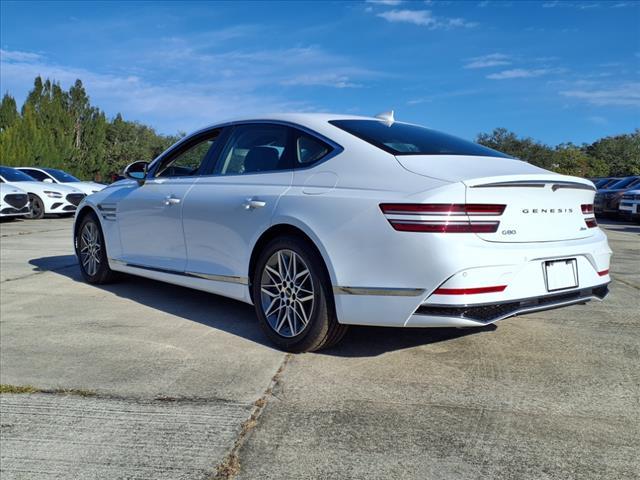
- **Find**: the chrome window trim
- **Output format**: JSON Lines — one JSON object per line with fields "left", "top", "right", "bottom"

{"left": 146, "top": 119, "right": 344, "bottom": 179}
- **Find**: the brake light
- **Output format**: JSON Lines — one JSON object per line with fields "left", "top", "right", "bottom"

{"left": 581, "top": 204, "right": 594, "bottom": 214}
{"left": 380, "top": 203, "right": 505, "bottom": 233}
{"left": 434, "top": 285, "right": 507, "bottom": 295}
{"left": 597, "top": 269, "right": 609, "bottom": 277}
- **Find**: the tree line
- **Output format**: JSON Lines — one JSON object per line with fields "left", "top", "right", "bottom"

{"left": 0, "top": 76, "right": 638, "bottom": 181}
{"left": 0, "top": 77, "right": 179, "bottom": 181}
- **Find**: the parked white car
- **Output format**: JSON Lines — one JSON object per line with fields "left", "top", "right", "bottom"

{"left": 619, "top": 189, "right": 640, "bottom": 223}
{"left": 0, "top": 183, "right": 30, "bottom": 219}
{"left": 73, "top": 113, "right": 612, "bottom": 351}
{"left": 0, "top": 166, "right": 86, "bottom": 219}
{"left": 16, "top": 167, "right": 105, "bottom": 196}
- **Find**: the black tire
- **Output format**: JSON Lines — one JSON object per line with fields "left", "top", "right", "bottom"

{"left": 251, "top": 236, "right": 348, "bottom": 352}
{"left": 75, "top": 212, "right": 117, "bottom": 284}
{"left": 27, "top": 194, "right": 44, "bottom": 219}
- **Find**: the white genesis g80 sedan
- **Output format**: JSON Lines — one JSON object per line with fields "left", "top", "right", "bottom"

{"left": 73, "top": 114, "right": 612, "bottom": 352}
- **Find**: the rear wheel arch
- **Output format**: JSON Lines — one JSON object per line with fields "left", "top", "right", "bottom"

{"left": 248, "top": 223, "right": 335, "bottom": 297}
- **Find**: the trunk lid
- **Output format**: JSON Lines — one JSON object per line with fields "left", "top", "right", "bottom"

{"left": 464, "top": 174, "right": 596, "bottom": 243}
{"left": 393, "top": 155, "right": 597, "bottom": 243}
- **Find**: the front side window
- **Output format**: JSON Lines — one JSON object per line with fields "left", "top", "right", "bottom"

{"left": 330, "top": 119, "right": 512, "bottom": 158}
{"left": 294, "top": 131, "right": 331, "bottom": 166}
{"left": 216, "top": 124, "right": 290, "bottom": 175}
{"left": 155, "top": 130, "right": 220, "bottom": 178}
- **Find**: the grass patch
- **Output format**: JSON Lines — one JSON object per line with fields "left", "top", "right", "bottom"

{"left": 0, "top": 384, "right": 39, "bottom": 394}
{"left": 0, "top": 384, "right": 96, "bottom": 397}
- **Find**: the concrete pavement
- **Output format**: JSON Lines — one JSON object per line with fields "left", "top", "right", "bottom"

{"left": 0, "top": 217, "right": 638, "bottom": 479}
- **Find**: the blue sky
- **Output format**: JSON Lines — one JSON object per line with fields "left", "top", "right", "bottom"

{"left": 1, "top": 0, "right": 638, "bottom": 144}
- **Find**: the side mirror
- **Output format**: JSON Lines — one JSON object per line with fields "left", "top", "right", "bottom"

{"left": 123, "top": 161, "right": 149, "bottom": 185}
{"left": 42, "top": 178, "right": 54, "bottom": 183}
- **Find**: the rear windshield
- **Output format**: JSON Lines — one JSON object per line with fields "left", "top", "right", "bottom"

{"left": 329, "top": 119, "right": 511, "bottom": 158}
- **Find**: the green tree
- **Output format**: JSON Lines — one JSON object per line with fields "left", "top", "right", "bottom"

{"left": 0, "top": 94, "right": 19, "bottom": 131}
{"left": 586, "top": 130, "right": 640, "bottom": 176}
{"left": 476, "top": 128, "right": 555, "bottom": 169}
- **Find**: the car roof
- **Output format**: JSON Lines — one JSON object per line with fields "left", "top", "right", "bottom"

{"left": 197, "top": 113, "right": 387, "bottom": 132}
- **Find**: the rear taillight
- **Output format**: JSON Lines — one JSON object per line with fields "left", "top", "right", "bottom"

{"left": 581, "top": 203, "right": 597, "bottom": 228}
{"left": 380, "top": 204, "right": 505, "bottom": 216}
{"left": 581, "top": 204, "right": 594, "bottom": 214}
{"left": 434, "top": 285, "right": 507, "bottom": 295}
{"left": 380, "top": 203, "right": 505, "bottom": 233}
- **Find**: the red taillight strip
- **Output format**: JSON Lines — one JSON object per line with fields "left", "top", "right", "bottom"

{"left": 597, "top": 269, "right": 609, "bottom": 277}
{"left": 434, "top": 285, "right": 507, "bottom": 295}
{"left": 581, "top": 204, "right": 594, "bottom": 214}
{"left": 585, "top": 217, "right": 598, "bottom": 228}
{"left": 380, "top": 203, "right": 506, "bottom": 216}
{"left": 389, "top": 220, "right": 500, "bottom": 233}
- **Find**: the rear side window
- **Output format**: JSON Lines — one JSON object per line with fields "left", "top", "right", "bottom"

{"left": 292, "top": 130, "right": 332, "bottom": 167}
{"left": 330, "top": 119, "right": 511, "bottom": 158}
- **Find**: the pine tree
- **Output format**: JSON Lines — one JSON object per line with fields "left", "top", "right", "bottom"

{"left": 0, "top": 94, "right": 19, "bottom": 131}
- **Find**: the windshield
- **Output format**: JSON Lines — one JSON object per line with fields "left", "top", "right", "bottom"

{"left": 43, "top": 168, "right": 80, "bottom": 182}
{"left": 0, "top": 166, "right": 36, "bottom": 182}
{"left": 330, "top": 119, "right": 511, "bottom": 158}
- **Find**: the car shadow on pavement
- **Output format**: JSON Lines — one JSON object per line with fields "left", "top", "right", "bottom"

{"left": 30, "top": 255, "right": 496, "bottom": 357}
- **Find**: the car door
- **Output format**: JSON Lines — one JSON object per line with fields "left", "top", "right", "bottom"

{"left": 116, "top": 129, "right": 221, "bottom": 272}
{"left": 181, "top": 123, "right": 293, "bottom": 297}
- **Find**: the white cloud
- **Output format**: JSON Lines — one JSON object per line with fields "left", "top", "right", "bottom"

{"left": 487, "top": 68, "right": 556, "bottom": 79}
{"left": 560, "top": 83, "right": 640, "bottom": 107}
{"left": 366, "top": 0, "right": 403, "bottom": 5}
{"left": 0, "top": 49, "right": 42, "bottom": 62}
{"left": 464, "top": 53, "right": 511, "bottom": 69}
{"left": 0, "top": 46, "right": 379, "bottom": 133}
{"left": 281, "top": 73, "right": 361, "bottom": 88}
{"left": 377, "top": 9, "right": 436, "bottom": 26}
{"left": 376, "top": 9, "right": 477, "bottom": 28}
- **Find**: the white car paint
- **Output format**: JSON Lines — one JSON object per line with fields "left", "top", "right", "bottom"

{"left": 16, "top": 167, "right": 106, "bottom": 195}
{"left": 0, "top": 167, "right": 86, "bottom": 217}
{"left": 0, "top": 183, "right": 30, "bottom": 218}
{"left": 74, "top": 113, "right": 611, "bottom": 330}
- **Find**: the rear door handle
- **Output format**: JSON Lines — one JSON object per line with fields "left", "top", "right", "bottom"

{"left": 164, "top": 195, "right": 181, "bottom": 206}
{"left": 243, "top": 198, "right": 266, "bottom": 210}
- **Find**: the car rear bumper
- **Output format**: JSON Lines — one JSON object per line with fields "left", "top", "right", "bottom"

{"left": 333, "top": 229, "right": 612, "bottom": 327}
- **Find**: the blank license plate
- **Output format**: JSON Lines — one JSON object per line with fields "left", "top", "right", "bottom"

{"left": 544, "top": 259, "right": 578, "bottom": 292}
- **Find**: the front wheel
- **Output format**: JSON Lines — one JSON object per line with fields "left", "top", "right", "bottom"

{"left": 252, "top": 236, "right": 347, "bottom": 352}
{"left": 27, "top": 194, "right": 44, "bottom": 219}
{"left": 75, "top": 213, "right": 117, "bottom": 284}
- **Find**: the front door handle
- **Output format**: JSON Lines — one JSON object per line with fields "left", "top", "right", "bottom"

{"left": 164, "top": 195, "right": 181, "bottom": 206}
{"left": 243, "top": 198, "right": 266, "bottom": 210}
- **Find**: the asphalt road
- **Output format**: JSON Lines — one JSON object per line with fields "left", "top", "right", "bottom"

{"left": 0, "top": 217, "right": 638, "bottom": 480}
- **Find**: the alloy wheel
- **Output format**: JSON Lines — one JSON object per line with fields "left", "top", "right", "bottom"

{"left": 260, "top": 249, "right": 315, "bottom": 338}
{"left": 79, "top": 221, "right": 101, "bottom": 277}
